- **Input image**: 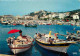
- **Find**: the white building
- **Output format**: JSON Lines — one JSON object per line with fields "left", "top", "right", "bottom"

{"left": 24, "top": 15, "right": 30, "bottom": 19}
{"left": 23, "top": 15, "right": 33, "bottom": 20}
{"left": 32, "top": 15, "right": 38, "bottom": 20}
{"left": 59, "top": 13, "right": 66, "bottom": 19}
{"left": 49, "top": 13, "right": 58, "bottom": 18}
{"left": 73, "top": 14, "right": 79, "bottom": 20}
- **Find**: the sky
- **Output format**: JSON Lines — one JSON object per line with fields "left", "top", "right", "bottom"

{"left": 0, "top": 0, "right": 80, "bottom": 16}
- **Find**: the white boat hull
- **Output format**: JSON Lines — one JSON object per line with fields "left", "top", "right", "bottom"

{"left": 39, "top": 43, "right": 68, "bottom": 53}
{"left": 36, "top": 41, "right": 69, "bottom": 53}
{"left": 8, "top": 43, "right": 32, "bottom": 54}
{"left": 35, "top": 34, "right": 76, "bottom": 53}
{"left": 11, "top": 46, "right": 31, "bottom": 54}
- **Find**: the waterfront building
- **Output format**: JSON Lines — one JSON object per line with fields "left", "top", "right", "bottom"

{"left": 73, "top": 13, "right": 79, "bottom": 20}
{"left": 59, "top": 13, "right": 66, "bottom": 19}
{"left": 24, "top": 15, "right": 33, "bottom": 20}
{"left": 49, "top": 13, "right": 59, "bottom": 18}
{"left": 40, "top": 16, "right": 45, "bottom": 19}
{"left": 33, "top": 15, "right": 38, "bottom": 20}
{"left": 65, "top": 12, "right": 70, "bottom": 16}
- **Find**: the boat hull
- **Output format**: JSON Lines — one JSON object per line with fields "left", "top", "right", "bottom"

{"left": 2, "top": 23, "right": 8, "bottom": 25}
{"left": 9, "top": 44, "right": 32, "bottom": 54}
{"left": 25, "top": 24, "right": 37, "bottom": 27}
{"left": 35, "top": 39, "right": 75, "bottom": 53}
{"left": 37, "top": 42, "right": 68, "bottom": 53}
{"left": 11, "top": 46, "right": 31, "bottom": 54}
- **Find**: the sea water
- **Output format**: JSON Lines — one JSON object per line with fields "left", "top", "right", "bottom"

{"left": 0, "top": 24, "right": 80, "bottom": 56}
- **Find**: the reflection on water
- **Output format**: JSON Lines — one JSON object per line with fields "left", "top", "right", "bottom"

{"left": 0, "top": 24, "right": 80, "bottom": 56}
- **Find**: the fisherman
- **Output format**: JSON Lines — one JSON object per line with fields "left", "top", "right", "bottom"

{"left": 56, "top": 37, "right": 59, "bottom": 40}
{"left": 17, "top": 30, "right": 23, "bottom": 40}
{"left": 34, "top": 33, "right": 38, "bottom": 38}
{"left": 48, "top": 37, "right": 53, "bottom": 44}
{"left": 38, "top": 33, "right": 42, "bottom": 37}
{"left": 38, "top": 33, "right": 42, "bottom": 38}
{"left": 19, "top": 30, "right": 22, "bottom": 36}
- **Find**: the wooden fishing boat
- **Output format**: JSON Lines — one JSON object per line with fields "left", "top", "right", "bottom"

{"left": 46, "top": 24, "right": 51, "bottom": 25}
{"left": 1, "top": 21, "right": 8, "bottom": 25}
{"left": 7, "top": 29, "right": 33, "bottom": 54}
{"left": 25, "top": 24, "right": 37, "bottom": 27}
{"left": 7, "top": 35, "right": 33, "bottom": 54}
{"left": 34, "top": 32, "right": 77, "bottom": 53}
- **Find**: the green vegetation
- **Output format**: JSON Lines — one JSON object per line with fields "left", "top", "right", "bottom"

{"left": 0, "top": 16, "right": 3, "bottom": 19}
{"left": 52, "top": 16, "right": 60, "bottom": 21}
{"left": 69, "top": 9, "right": 80, "bottom": 15}
{"left": 64, "top": 16, "right": 73, "bottom": 21}
{"left": 29, "top": 10, "right": 51, "bottom": 17}
{"left": 44, "top": 18, "right": 49, "bottom": 21}
{"left": 75, "top": 19, "right": 78, "bottom": 22}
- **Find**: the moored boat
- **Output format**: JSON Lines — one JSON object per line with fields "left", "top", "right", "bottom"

{"left": 1, "top": 21, "right": 8, "bottom": 25}
{"left": 34, "top": 32, "right": 77, "bottom": 53}
{"left": 25, "top": 24, "right": 37, "bottom": 27}
{"left": 7, "top": 29, "right": 33, "bottom": 54}
{"left": 46, "top": 24, "right": 51, "bottom": 25}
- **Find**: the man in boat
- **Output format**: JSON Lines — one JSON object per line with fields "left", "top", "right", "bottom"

{"left": 15, "top": 30, "right": 27, "bottom": 44}
{"left": 35, "top": 33, "right": 42, "bottom": 39}
{"left": 34, "top": 33, "right": 38, "bottom": 38}
{"left": 38, "top": 33, "right": 42, "bottom": 38}
{"left": 17, "top": 30, "right": 23, "bottom": 40}
{"left": 48, "top": 37, "right": 53, "bottom": 44}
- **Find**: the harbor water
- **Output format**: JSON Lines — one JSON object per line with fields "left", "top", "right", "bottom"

{"left": 0, "top": 24, "right": 80, "bottom": 56}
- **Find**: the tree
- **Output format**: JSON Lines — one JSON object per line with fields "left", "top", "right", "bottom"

{"left": 75, "top": 19, "right": 78, "bottom": 22}
{"left": 44, "top": 18, "right": 49, "bottom": 21}
{"left": 64, "top": 16, "right": 73, "bottom": 22}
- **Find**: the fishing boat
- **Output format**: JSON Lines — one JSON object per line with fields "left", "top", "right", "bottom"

{"left": 13, "top": 23, "right": 17, "bottom": 26}
{"left": 66, "top": 30, "right": 80, "bottom": 41}
{"left": 46, "top": 24, "right": 51, "bottom": 25}
{"left": 34, "top": 31, "right": 77, "bottom": 53}
{"left": 25, "top": 24, "right": 37, "bottom": 27}
{"left": 1, "top": 21, "right": 8, "bottom": 25}
{"left": 7, "top": 29, "right": 33, "bottom": 54}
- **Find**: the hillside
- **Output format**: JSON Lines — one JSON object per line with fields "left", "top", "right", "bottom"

{"left": 69, "top": 9, "right": 80, "bottom": 15}
{"left": 29, "top": 10, "right": 51, "bottom": 17}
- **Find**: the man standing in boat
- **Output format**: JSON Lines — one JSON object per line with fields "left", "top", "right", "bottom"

{"left": 17, "top": 30, "right": 23, "bottom": 40}
{"left": 19, "top": 30, "right": 22, "bottom": 36}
